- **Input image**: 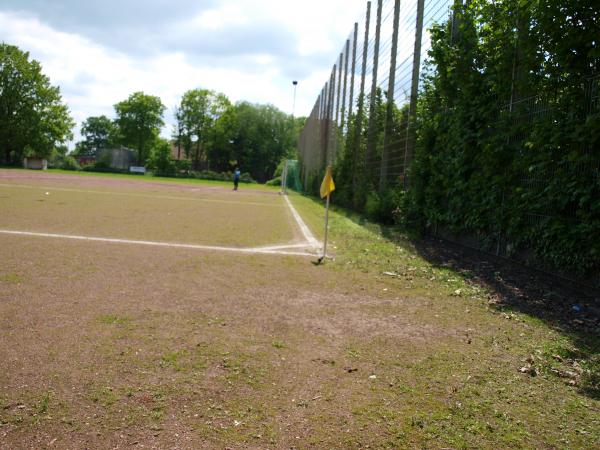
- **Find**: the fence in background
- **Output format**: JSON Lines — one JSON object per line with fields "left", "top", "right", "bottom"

{"left": 299, "top": 0, "right": 454, "bottom": 194}
{"left": 298, "top": 0, "right": 600, "bottom": 289}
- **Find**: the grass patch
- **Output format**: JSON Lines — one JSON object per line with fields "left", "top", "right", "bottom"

{"left": 0, "top": 273, "right": 24, "bottom": 284}
{"left": 91, "top": 387, "right": 119, "bottom": 406}
{"left": 160, "top": 350, "right": 186, "bottom": 371}
{"left": 221, "top": 355, "right": 265, "bottom": 388}
{"left": 36, "top": 391, "right": 52, "bottom": 415}
{"left": 99, "top": 314, "right": 131, "bottom": 326}
{"left": 271, "top": 340, "right": 286, "bottom": 349}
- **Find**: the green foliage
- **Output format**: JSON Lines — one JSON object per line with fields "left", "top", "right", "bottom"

{"left": 54, "top": 155, "right": 81, "bottom": 171}
{"left": 266, "top": 176, "right": 281, "bottom": 186}
{"left": 174, "top": 159, "right": 191, "bottom": 172}
{"left": 147, "top": 138, "right": 175, "bottom": 176}
{"left": 114, "top": 92, "right": 165, "bottom": 165}
{"left": 74, "top": 115, "right": 119, "bottom": 156}
{"left": 405, "top": 0, "right": 600, "bottom": 277}
{"left": 327, "top": 88, "right": 404, "bottom": 213}
{"left": 228, "top": 102, "right": 297, "bottom": 183}
{"left": 173, "top": 90, "right": 298, "bottom": 182}
{"left": 302, "top": 1, "right": 598, "bottom": 279}
{"left": 0, "top": 43, "right": 74, "bottom": 165}
{"left": 177, "top": 89, "right": 231, "bottom": 170}
{"left": 81, "top": 151, "right": 124, "bottom": 173}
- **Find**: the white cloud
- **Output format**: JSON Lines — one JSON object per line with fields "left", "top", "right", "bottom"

{"left": 0, "top": 1, "right": 366, "bottom": 146}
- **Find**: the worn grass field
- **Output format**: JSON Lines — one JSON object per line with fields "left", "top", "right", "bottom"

{"left": 0, "top": 169, "right": 599, "bottom": 449}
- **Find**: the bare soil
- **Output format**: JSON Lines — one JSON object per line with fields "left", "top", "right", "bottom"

{"left": 1, "top": 170, "right": 599, "bottom": 449}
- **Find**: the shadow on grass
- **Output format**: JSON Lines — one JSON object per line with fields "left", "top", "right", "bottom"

{"left": 301, "top": 192, "right": 600, "bottom": 400}
{"left": 412, "top": 236, "right": 600, "bottom": 399}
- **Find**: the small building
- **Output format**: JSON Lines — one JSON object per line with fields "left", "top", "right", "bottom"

{"left": 75, "top": 155, "right": 96, "bottom": 167}
{"left": 23, "top": 157, "right": 48, "bottom": 170}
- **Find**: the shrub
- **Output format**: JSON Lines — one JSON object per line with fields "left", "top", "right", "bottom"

{"left": 175, "top": 159, "right": 191, "bottom": 173}
{"left": 364, "top": 191, "right": 381, "bottom": 221}
{"left": 147, "top": 139, "right": 175, "bottom": 176}
{"left": 266, "top": 176, "right": 281, "bottom": 186}
{"left": 59, "top": 155, "right": 81, "bottom": 171}
{"left": 50, "top": 153, "right": 80, "bottom": 171}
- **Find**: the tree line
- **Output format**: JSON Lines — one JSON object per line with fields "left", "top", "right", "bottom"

{"left": 1, "top": 43, "right": 303, "bottom": 183}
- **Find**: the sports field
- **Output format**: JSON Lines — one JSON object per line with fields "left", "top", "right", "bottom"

{"left": 1, "top": 169, "right": 599, "bottom": 449}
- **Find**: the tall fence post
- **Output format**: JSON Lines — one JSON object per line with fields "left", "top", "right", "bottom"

{"left": 336, "top": 53, "right": 343, "bottom": 127}
{"left": 325, "top": 67, "right": 337, "bottom": 168}
{"left": 451, "top": 0, "right": 463, "bottom": 44}
{"left": 379, "top": 0, "right": 402, "bottom": 193}
{"left": 402, "top": 0, "right": 425, "bottom": 189}
{"left": 341, "top": 40, "right": 350, "bottom": 132}
{"left": 317, "top": 81, "right": 331, "bottom": 180}
{"left": 365, "top": 0, "right": 383, "bottom": 187}
{"left": 352, "top": 2, "right": 372, "bottom": 195}
{"left": 348, "top": 23, "right": 358, "bottom": 121}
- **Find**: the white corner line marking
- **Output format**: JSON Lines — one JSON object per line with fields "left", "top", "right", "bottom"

{"left": 283, "top": 195, "right": 320, "bottom": 250}
{"left": 0, "top": 230, "right": 318, "bottom": 257}
{"left": 250, "top": 243, "right": 311, "bottom": 251}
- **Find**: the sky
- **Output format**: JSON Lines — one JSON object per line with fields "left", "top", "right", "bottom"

{"left": 0, "top": 0, "right": 367, "bottom": 145}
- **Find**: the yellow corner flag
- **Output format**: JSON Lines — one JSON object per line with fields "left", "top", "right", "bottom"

{"left": 320, "top": 166, "right": 336, "bottom": 199}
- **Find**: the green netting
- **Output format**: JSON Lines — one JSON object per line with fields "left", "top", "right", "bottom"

{"left": 284, "top": 160, "right": 303, "bottom": 192}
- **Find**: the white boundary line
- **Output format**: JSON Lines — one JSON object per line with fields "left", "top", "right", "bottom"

{"left": 0, "top": 183, "right": 322, "bottom": 257}
{"left": 0, "top": 183, "right": 282, "bottom": 208}
{"left": 251, "top": 243, "right": 310, "bottom": 251}
{"left": 283, "top": 195, "right": 320, "bottom": 250}
{"left": 0, "top": 230, "right": 318, "bottom": 257}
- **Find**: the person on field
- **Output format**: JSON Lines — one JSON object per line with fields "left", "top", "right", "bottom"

{"left": 233, "top": 167, "right": 241, "bottom": 191}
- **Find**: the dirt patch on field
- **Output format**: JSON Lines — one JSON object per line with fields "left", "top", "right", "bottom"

{"left": 1, "top": 171, "right": 599, "bottom": 449}
{"left": 0, "top": 169, "right": 279, "bottom": 196}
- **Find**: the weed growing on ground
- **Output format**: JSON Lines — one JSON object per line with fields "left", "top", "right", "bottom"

{"left": 0, "top": 273, "right": 24, "bottom": 284}
{"left": 99, "top": 315, "right": 131, "bottom": 326}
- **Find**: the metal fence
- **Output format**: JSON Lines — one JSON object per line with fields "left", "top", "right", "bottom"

{"left": 298, "top": 0, "right": 600, "bottom": 288}
{"left": 299, "top": 0, "right": 455, "bottom": 193}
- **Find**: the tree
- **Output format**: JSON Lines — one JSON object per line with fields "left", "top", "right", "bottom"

{"left": 114, "top": 92, "right": 165, "bottom": 165}
{"left": 171, "top": 106, "right": 186, "bottom": 160}
{"left": 228, "top": 102, "right": 296, "bottom": 183}
{"left": 147, "top": 138, "right": 175, "bottom": 176}
{"left": 0, "top": 43, "right": 74, "bottom": 165}
{"left": 178, "top": 89, "right": 231, "bottom": 170}
{"left": 75, "top": 115, "right": 118, "bottom": 156}
{"left": 207, "top": 104, "right": 237, "bottom": 172}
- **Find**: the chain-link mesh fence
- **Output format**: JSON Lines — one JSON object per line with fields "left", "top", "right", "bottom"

{"left": 299, "top": 0, "right": 454, "bottom": 197}
{"left": 298, "top": 0, "right": 599, "bottom": 288}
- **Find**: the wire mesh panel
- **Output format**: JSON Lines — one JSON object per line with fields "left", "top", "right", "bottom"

{"left": 298, "top": 0, "right": 599, "bottom": 287}
{"left": 420, "top": 0, "right": 454, "bottom": 85}
{"left": 298, "top": 0, "right": 456, "bottom": 192}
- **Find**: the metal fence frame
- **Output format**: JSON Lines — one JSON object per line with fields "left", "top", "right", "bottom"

{"left": 298, "top": 0, "right": 599, "bottom": 288}
{"left": 299, "top": 0, "right": 455, "bottom": 193}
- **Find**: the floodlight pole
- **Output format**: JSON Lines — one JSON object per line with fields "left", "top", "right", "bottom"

{"left": 292, "top": 80, "right": 298, "bottom": 118}
{"left": 281, "top": 80, "right": 298, "bottom": 196}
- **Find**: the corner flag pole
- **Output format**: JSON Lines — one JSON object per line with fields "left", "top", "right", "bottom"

{"left": 322, "top": 191, "right": 331, "bottom": 259}
{"left": 318, "top": 165, "right": 335, "bottom": 262}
